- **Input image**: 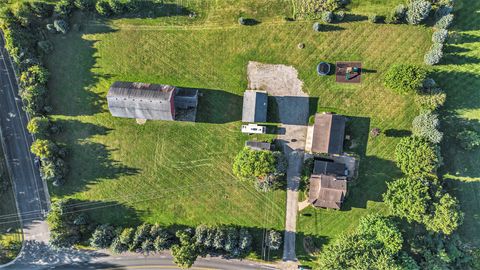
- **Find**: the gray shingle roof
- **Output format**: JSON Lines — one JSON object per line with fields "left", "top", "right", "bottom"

{"left": 308, "top": 174, "right": 347, "bottom": 210}
{"left": 107, "top": 81, "right": 176, "bottom": 120}
{"left": 313, "top": 160, "right": 347, "bottom": 177}
{"left": 242, "top": 90, "right": 268, "bottom": 123}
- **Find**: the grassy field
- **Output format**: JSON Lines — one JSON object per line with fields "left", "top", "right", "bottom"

{"left": 436, "top": 0, "right": 480, "bottom": 247}
{"left": 44, "top": 0, "right": 435, "bottom": 260}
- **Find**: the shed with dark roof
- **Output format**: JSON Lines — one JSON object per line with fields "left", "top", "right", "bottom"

{"left": 242, "top": 90, "right": 268, "bottom": 123}
{"left": 107, "top": 82, "right": 176, "bottom": 121}
{"left": 309, "top": 113, "right": 346, "bottom": 155}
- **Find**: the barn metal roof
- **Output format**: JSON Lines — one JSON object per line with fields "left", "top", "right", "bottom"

{"left": 242, "top": 90, "right": 268, "bottom": 123}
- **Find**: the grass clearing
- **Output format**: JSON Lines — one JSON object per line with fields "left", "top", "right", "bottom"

{"left": 45, "top": 0, "right": 435, "bottom": 260}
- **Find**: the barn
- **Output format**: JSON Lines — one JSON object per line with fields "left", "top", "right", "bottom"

{"left": 107, "top": 82, "right": 198, "bottom": 121}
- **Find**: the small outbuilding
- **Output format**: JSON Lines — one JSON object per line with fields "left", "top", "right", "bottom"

{"left": 245, "top": 141, "right": 271, "bottom": 151}
{"left": 306, "top": 113, "right": 346, "bottom": 155}
{"left": 242, "top": 90, "right": 268, "bottom": 123}
{"left": 107, "top": 81, "right": 198, "bottom": 121}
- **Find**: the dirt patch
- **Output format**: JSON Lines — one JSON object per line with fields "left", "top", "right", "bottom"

{"left": 247, "top": 61, "right": 307, "bottom": 97}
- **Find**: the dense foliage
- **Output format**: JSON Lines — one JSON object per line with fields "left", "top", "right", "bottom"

{"left": 232, "top": 148, "right": 276, "bottom": 179}
{"left": 384, "top": 64, "right": 427, "bottom": 94}
{"left": 415, "top": 87, "right": 446, "bottom": 111}
{"left": 293, "top": 0, "right": 343, "bottom": 19}
{"left": 395, "top": 136, "right": 441, "bottom": 176}
{"left": 412, "top": 112, "right": 443, "bottom": 143}
{"left": 406, "top": 0, "right": 432, "bottom": 25}
{"left": 435, "top": 14, "right": 454, "bottom": 29}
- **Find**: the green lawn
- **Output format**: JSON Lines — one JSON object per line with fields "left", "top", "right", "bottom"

{"left": 436, "top": 0, "right": 480, "bottom": 247}
{"left": 45, "top": 0, "right": 434, "bottom": 258}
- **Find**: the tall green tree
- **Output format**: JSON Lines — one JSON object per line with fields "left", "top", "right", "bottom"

{"left": 426, "top": 193, "right": 463, "bottom": 235}
{"left": 232, "top": 148, "right": 276, "bottom": 179}
{"left": 395, "top": 136, "right": 441, "bottom": 176}
{"left": 171, "top": 230, "right": 198, "bottom": 269}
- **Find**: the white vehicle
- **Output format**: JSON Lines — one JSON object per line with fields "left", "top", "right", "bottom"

{"left": 241, "top": 124, "right": 266, "bottom": 134}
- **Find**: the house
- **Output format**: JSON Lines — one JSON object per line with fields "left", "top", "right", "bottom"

{"left": 308, "top": 159, "right": 348, "bottom": 209}
{"left": 107, "top": 81, "right": 198, "bottom": 121}
{"left": 245, "top": 141, "right": 271, "bottom": 151}
{"left": 305, "top": 113, "right": 346, "bottom": 155}
{"left": 242, "top": 90, "right": 268, "bottom": 123}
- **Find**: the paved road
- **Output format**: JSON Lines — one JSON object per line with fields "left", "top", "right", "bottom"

{"left": 0, "top": 31, "right": 50, "bottom": 251}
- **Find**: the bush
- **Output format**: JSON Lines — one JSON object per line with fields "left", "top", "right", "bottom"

{"left": 435, "top": 14, "right": 454, "bottom": 29}
{"left": 19, "top": 84, "right": 47, "bottom": 115}
{"left": 406, "top": 0, "right": 432, "bottom": 25}
{"left": 312, "top": 22, "right": 321, "bottom": 32}
{"left": 424, "top": 46, "right": 443, "bottom": 65}
{"left": 426, "top": 193, "right": 463, "bottom": 235}
{"left": 368, "top": 14, "right": 379, "bottom": 23}
{"left": 294, "top": 0, "right": 342, "bottom": 19}
{"left": 31, "top": 139, "right": 56, "bottom": 160}
{"left": 90, "top": 224, "right": 116, "bottom": 249}
{"left": 384, "top": 64, "right": 427, "bottom": 94}
{"left": 54, "top": 19, "right": 69, "bottom": 34}
{"left": 415, "top": 87, "right": 446, "bottom": 111}
{"left": 108, "top": 0, "right": 125, "bottom": 14}
{"left": 335, "top": 11, "right": 345, "bottom": 21}
{"left": 232, "top": 148, "right": 276, "bottom": 179}
{"left": 435, "top": 5, "right": 453, "bottom": 19}
{"left": 20, "top": 65, "right": 49, "bottom": 87}
{"left": 96, "top": 0, "right": 112, "bottom": 16}
{"left": 412, "top": 112, "right": 443, "bottom": 143}
{"left": 238, "top": 17, "right": 245, "bottom": 25}
{"left": 54, "top": 0, "right": 74, "bottom": 18}
{"left": 29, "top": 2, "right": 54, "bottom": 18}
{"left": 457, "top": 129, "right": 480, "bottom": 150}
{"left": 395, "top": 136, "right": 441, "bottom": 176}
{"left": 321, "top": 11, "right": 333, "bottom": 23}
{"left": 266, "top": 230, "right": 282, "bottom": 250}
{"left": 74, "top": 0, "right": 95, "bottom": 11}
{"left": 10, "top": 2, "right": 34, "bottom": 27}
{"left": 27, "top": 117, "right": 50, "bottom": 138}
{"left": 432, "top": 29, "right": 448, "bottom": 43}
{"left": 385, "top": 4, "right": 406, "bottom": 24}
{"left": 130, "top": 223, "right": 152, "bottom": 251}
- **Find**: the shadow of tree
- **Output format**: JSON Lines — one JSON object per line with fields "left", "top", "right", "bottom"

{"left": 384, "top": 129, "right": 411, "bottom": 138}
{"left": 51, "top": 119, "right": 140, "bottom": 197}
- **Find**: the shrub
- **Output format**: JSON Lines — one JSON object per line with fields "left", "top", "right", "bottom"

{"left": 385, "top": 4, "right": 406, "bottom": 24}
{"left": 457, "top": 129, "right": 480, "bottom": 150}
{"left": 11, "top": 2, "right": 34, "bottom": 27}
{"left": 412, "top": 112, "right": 443, "bottom": 143}
{"left": 368, "top": 14, "right": 379, "bottom": 23}
{"left": 53, "top": 19, "right": 69, "bottom": 34}
{"left": 108, "top": 0, "right": 125, "bottom": 15}
{"left": 96, "top": 0, "right": 112, "bottom": 16}
{"left": 29, "top": 2, "right": 54, "bottom": 18}
{"left": 321, "top": 11, "right": 333, "bottom": 23}
{"left": 27, "top": 117, "right": 50, "bottom": 138}
{"left": 90, "top": 224, "right": 116, "bottom": 249}
{"left": 19, "top": 84, "right": 47, "bottom": 115}
{"left": 130, "top": 223, "right": 152, "bottom": 251}
{"left": 415, "top": 87, "right": 446, "bottom": 111}
{"left": 232, "top": 148, "right": 276, "bottom": 179}
{"left": 294, "top": 0, "right": 342, "bottom": 19}
{"left": 74, "top": 0, "right": 95, "bottom": 11}
{"left": 426, "top": 193, "right": 463, "bottom": 235}
{"left": 435, "top": 5, "right": 453, "bottom": 19}
{"left": 424, "top": 47, "right": 443, "bottom": 65}
{"left": 238, "top": 17, "right": 245, "bottom": 25}
{"left": 31, "top": 139, "right": 56, "bottom": 160}
{"left": 395, "top": 136, "right": 441, "bottom": 176}
{"left": 54, "top": 0, "right": 74, "bottom": 18}
{"left": 406, "top": 0, "right": 432, "bottom": 25}
{"left": 432, "top": 29, "right": 448, "bottom": 43}
{"left": 384, "top": 64, "right": 427, "bottom": 94}
{"left": 20, "top": 65, "right": 49, "bottom": 86}
{"left": 153, "top": 230, "right": 172, "bottom": 251}
{"left": 312, "top": 22, "right": 321, "bottom": 32}
{"left": 266, "top": 230, "right": 282, "bottom": 250}
{"left": 335, "top": 11, "right": 345, "bottom": 21}
{"left": 435, "top": 14, "right": 454, "bottom": 29}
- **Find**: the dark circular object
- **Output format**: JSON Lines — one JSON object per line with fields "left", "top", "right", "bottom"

{"left": 317, "top": 62, "right": 330, "bottom": 76}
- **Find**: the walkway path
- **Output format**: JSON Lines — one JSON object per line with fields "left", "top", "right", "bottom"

{"left": 247, "top": 62, "right": 309, "bottom": 266}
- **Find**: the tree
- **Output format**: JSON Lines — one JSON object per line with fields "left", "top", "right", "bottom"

{"left": 322, "top": 11, "right": 333, "bottom": 23}
{"left": 130, "top": 223, "right": 152, "bottom": 251}
{"left": 90, "top": 224, "right": 116, "bottom": 249}
{"left": 384, "top": 64, "right": 427, "bottom": 94}
{"left": 31, "top": 139, "right": 56, "bottom": 160}
{"left": 111, "top": 227, "right": 134, "bottom": 253}
{"left": 457, "top": 129, "right": 480, "bottom": 150}
{"left": 383, "top": 177, "right": 431, "bottom": 223}
{"left": 238, "top": 228, "right": 252, "bottom": 254}
{"left": 412, "top": 112, "right": 443, "bottom": 143}
{"left": 406, "top": 0, "right": 432, "bottom": 25}
{"left": 213, "top": 228, "right": 225, "bottom": 250}
{"left": 74, "top": 0, "right": 95, "bottom": 11}
{"left": 232, "top": 148, "right": 276, "bottom": 179}
{"left": 54, "top": 0, "right": 73, "bottom": 18}
{"left": 171, "top": 230, "right": 198, "bottom": 269}
{"left": 357, "top": 214, "right": 403, "bottom": 254}
{"left": 426, "top": 193, "right": 463, "bottom": 235}
{"left": 153, "top": 230, "right": 172, "bottom": 251}
{"left": 95, "top": 0, "right": 112, "bottom": 16}
{"left": 108, "top": 0, "right": 125, "bottom": 14}
{"left": 385, "top": 4, "right": 406, "bottom": 24}
{"left": 395, "top": 136, "right": 441, "bottom": 176}
{"left": 266, "top": 230, "right": 282, "bottom": 250}
{"left": 224, "top": 227, "right": 239, "bottom": 255}
{"left": 435, "top": 14, "right": 454, "bottom": 29}
{"left": 415, "top": 87, "right": 446, "bottom": 111}
{"left": 20, "top": 65, "right": 49, "bottom": 86}
{"left": 432, "top": 29, "right": 448, "bottom": 43}
{"left": 27, "top": 117, "right": 50, "bottom": 138}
